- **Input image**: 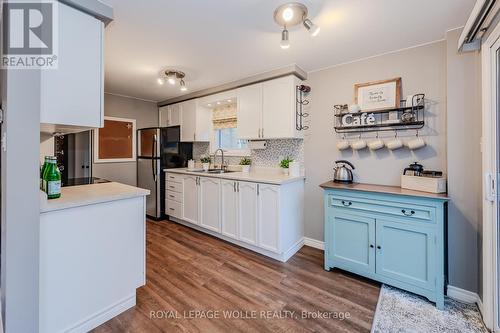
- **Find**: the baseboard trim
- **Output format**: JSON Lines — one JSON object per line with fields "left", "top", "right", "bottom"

{"left": 65, "top": 293, "right": 136, "bottom": 333}
{"left": 447, "top": 285, "right": 481, "bottom": 305}
{"left": 303, "top": 237, "right": 324, "bottom": 250}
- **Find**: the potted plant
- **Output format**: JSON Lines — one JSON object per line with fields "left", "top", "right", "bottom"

{"left": 200, "top": 156, "right": 211, "bottom": 171}
{"left": 239, "top": 157, "right": 252, "bottom": 173}
{"left": 279, "top": 157, "right": 293, "bottom": 175}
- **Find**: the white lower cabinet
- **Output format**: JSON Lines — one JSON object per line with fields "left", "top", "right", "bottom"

{"left": 168, "top": 172, "right": 304, "bottom": 262}
{"left": 221, "top": 180, "right": 238, "bottom": 238}
{"left": 199, "top": 177, "right": 221, "bottom": 232}
{"left": 182, "top": 175, "right": 199, "bottom": 225}
{"left": 257, "top": 184, "right": 280, "bottom": 252}
{"left": 238, "top": 181, "right": 259, "bottom": 245}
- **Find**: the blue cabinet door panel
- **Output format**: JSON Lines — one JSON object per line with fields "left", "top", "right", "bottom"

{"left": 376, "top": 219, "right": 436, "bottom": 290}
{"left": 329, "top": 212, "right": 375, "bottom": 275}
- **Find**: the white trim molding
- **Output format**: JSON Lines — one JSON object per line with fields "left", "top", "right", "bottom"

{"left": 447, "top": 285, "right": 482, "bottom": 305}
{"left": 303, "top": 237, "right": 324, "bottom": 250}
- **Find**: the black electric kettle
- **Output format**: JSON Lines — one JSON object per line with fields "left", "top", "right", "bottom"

{"left": 403, "top": 162, "right": 424, "bottom": 176}
{"left": 333, "top": 160, "right": 355, "bottom": 183}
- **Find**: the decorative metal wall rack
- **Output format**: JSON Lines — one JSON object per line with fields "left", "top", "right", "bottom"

{"left": 334, "top": 93, "right": 425, "bottom": 134}
{"left": 296, "top": 85, "right": 310, "bottom": 131}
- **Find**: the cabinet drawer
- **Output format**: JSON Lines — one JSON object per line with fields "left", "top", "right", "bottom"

{"left": 166, "top": 190, "right": 182, "bottom": 203}
{"left": 166, "top": 181, "right": 183, "bottom": 193}
{"left": 166, "top": 173, "right": 183, "bottom": 184}
{"left": 166, "top": 199, "right": 182, "bottom": 218}
{"left": 329, "top": 195, "right": 435, "bottom": 222}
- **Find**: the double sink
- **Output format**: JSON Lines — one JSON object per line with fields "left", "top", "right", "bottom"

{"left": 192, "top": 169, "right": 236, "bottom": 174}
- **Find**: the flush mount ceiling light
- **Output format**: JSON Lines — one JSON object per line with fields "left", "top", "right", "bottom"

{"left": 157, "top": 69, "right": 188, "bottom": 92}
{"left": 273, "top": 2, "right": 320, "bottom": 49}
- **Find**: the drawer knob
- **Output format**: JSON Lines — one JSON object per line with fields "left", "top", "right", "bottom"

{"left": 401, "top": 209, "right": 416, "bottom": 216}
{"left": 369, "top": 244, "right": 374, "bottom": 248}
{"left": 377, "top": 245, "right": 381, "bottom": 250}
{"left": 341, "top": 200, "right": 352, "bottom": 207}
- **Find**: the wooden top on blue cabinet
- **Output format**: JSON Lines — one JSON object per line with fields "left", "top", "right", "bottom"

{"left": 320, "top": 181, "right": 449, "bottom": 202}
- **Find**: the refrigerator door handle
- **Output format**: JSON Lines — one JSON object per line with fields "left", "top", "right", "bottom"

{"left": 152, "top": 134, "right": 158, "bottom": 182}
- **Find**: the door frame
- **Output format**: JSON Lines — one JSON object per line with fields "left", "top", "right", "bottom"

{"left": 482, "top": 21, "right": 500, "bottom": 332}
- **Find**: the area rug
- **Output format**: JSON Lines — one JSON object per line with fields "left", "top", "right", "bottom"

{"left": 371, "top": 285, "right": 488, "bottom": 333}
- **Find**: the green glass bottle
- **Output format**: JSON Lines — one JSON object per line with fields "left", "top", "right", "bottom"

{"left": 40, "top": 156, "right": 50, "bottom": 191}
{"left": 43, "top": 156, "right": 61, "bottom": 199}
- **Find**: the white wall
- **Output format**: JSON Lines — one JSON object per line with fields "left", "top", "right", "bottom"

{"left": 92, "top": 94, "right": 158, "bottom": 186}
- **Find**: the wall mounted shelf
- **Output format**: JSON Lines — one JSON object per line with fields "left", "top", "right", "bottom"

{"left": 334, "top": 94, "right": 425, "bottom": 134}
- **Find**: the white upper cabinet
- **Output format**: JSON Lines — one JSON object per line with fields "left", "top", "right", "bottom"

{"left": 236, "top": 83, "right": 262, "bottom": 140}
{"left": 262, "top": 76, "right": 301, "bottom": 139}
{"left": 236, "top": 75, "right": 302, "bottom": 140}
{"left": 159, "top": 104, "right": 181, "bottom": 127}
{"left": 40, "top": 2, "right": 104, "bottom": 128}
{"left": 180, "top": 100, "right": 211, "bottom": 142}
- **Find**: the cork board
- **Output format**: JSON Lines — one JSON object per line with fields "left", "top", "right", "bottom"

{"left": 94, "top": 117, "right": 136, "bottom": 163}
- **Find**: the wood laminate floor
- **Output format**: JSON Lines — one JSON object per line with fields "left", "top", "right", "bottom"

{"left": 92, "top": 220, "right": 381, "bottom": 333}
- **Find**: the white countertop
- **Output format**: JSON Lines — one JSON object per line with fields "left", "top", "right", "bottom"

{"left": 40, "top": 182, "right": 150, "bottom": 213}
{"left": 163, "top": 167, "right": 305, "bottom": 185}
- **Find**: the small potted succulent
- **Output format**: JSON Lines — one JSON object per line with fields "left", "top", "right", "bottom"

{"left": 239, "top": 157, "right": 252, "bottom": 173}
{"left": 279, "top": 157, "right": 293, "bottom": 175}
{"left": 200, "top": 156, "right": 211, "bottom": 171}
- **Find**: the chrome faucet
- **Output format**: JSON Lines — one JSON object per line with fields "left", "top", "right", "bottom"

{"left": 214, "top": 149, "right": 225, "bottom": 171}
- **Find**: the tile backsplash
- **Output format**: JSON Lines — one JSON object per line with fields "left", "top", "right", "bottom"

{"left": 192, "top": 139, "right": 304, "bottom": 168}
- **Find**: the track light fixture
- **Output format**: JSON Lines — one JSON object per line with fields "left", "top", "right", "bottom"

{"left": 273, "top": 2, "right": 320, "bottom": 49}
{"left": 157, "top": 70, "right": 188, "bottom": 92}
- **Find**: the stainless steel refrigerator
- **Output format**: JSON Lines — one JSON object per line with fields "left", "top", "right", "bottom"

{"left": 137, "top": 126, "right": 192, "bottom": 220}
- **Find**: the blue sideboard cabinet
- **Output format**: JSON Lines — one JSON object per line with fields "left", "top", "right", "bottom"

{"left": 320, "top": 182, "right": 449, "bottom": 309}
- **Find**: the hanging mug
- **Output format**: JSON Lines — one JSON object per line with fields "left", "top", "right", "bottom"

{"left": 386, "top": 133, "right": 403, "bottom": 150}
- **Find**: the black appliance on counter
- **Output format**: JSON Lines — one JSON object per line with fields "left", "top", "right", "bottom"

{"left": 137, "top": 126, "right": 192, "bottom": 220}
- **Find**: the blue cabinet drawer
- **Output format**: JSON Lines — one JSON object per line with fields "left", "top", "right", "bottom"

{"left": 329, "top": 195, "right": 435, "bottom": 223}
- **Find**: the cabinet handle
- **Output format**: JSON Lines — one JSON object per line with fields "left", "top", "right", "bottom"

{"left": 169, "top": 176, "right": 175, "bottom": 179}
{"left": 377, "top": 245, "right": 381, "bottom": 250}
{"left": 237, "top": 182, "right": 240, "bottom": 192}
{"left": 194, "top": 133, "right": 196, "bottom": 141}
{"left": 261, "top": 128, "right": 264, "bottom": 138}
{"left": 169, "top": 195, "right": 174, "bottom": 198}
{"left": 257, "top": 184, "right": 259, "bottom": 195}
{"left": 169, "top": 186, "right": 175, "bottom": 189}
{"left": 369, "top": 244, "right": 374, "bottom": 248}
{"left": 401, "top": 209, "right": 415, "bottom": 216}
{"left": 233, "top": 182, "right": 236, "bottom": 192}
{"left": 341, "top": 200, "right": 352, "bottom": 207}
{"left": 258, "top": 129, "right": 261, "bottom": 138}
{"left": 169, "top": 208, "right": 174, "bottom": 211}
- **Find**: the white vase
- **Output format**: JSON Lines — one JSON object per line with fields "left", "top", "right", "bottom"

{"left": 241, "top": 165, "right": 251, "bottom": 173}
{"left": 288, "top": 161, "right": 300, "bottom": 176}
{"left": 282, "top": 168, "right": 289, "bottom": 175}
{"left": 202, "top": 163, "right": 209, "bottom": 171}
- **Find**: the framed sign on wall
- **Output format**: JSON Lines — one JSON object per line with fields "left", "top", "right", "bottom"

{"left": 354, "top": 77, "right": 402, "bottom": 112}
{"left": 94, "top": 116, "right": 137, "bottom": 163}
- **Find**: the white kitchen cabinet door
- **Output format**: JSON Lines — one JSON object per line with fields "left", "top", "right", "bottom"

{"left": 257, "top": 184, "right": 280, "bottom": 252}
{"left": 199, "top": 177, "right": 221, "bottom": 232}
{"left": 238, "top": 181, "right": 258, "bottom": 245}
{"left": 169, "top": 103, "right": 182, "bottom": 127}
{"left": 236, "top": 84, "right": 262, "bottom": 140}
{"left": 221, "top": 180, "right": 238, "bottom": 239}
{"left": 159, "top": 106, "right": 169, "bottom": 127}
{"left": 262, "top": 76, "right": 300, "bottom": 139}
{"left": 182, "top": 176, "right": 199, "bottom": 225}
{"left": 181, "top": 100, "right": 197, "bottom": 141}
{"left": 41, "top": 2, "right": 103, "bottom": 128}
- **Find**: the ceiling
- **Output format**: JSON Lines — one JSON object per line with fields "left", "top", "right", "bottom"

{"left": 101, "top": 0, "right": 474, "bottom": 102}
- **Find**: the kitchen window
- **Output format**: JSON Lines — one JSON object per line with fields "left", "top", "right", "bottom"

{"left": 211, "top": 103, "right": 249, "bottom": 156}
